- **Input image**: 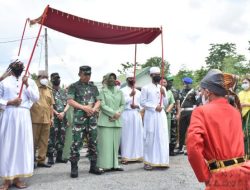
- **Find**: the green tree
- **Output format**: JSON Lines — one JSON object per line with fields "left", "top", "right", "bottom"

{"left": 205, "top": 43, "right": 247, "bottom": 75}
{"left": 117, "top": 62, "right": 141, "bottom": 75}
{"left": 141, "top": 56, "right": 170, "bottom": 76}
{"left": 205, "top": 43, "right": 237, "bottom": 70}
{"left": 193, "top": 66, "right": 208, "bottom": 86}
{"left": 173, "top": 66, "right": 194, "bottom": 89}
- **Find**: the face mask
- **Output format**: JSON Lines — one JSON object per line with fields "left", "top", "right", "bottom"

{"left": 202, "top": 95, "right": 209, "bottom": 105}
{"left": 127, "top": 80, "right": 135, "bottom": 86}
{"left": 242, "top": 83, "right": 250, "bottom": 91}
{"left": 40, "top": 78, "right": 48, "bottom": 86}
{"left": 52, "top": 79, "right": 60, "bottom": 86}
{"left": 184, "top": 84, "right": 191, "bottom": 89}
{"left": 166, "top": 83, "right": 172, "bottom": 90}
{"left": 152, "top": 75, "right": 161, "bottom": 83}
{"left": 107, "top": 79, "right": 115, "bottom": 87}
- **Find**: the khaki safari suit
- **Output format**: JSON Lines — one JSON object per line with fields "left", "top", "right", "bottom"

{"left": 31, "top": 80, "right": 54, "bottom": 164}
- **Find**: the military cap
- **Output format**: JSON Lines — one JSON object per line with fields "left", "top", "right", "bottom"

{"left": 182, "top": 77, "right": 193, "bottom": 84}
{"left": 166, "top": 75, "right": 174, "bottom": 81}
{"left": 200, "top": 69, "right": 226, "bottom": 96}
{"left": 79, "top": 66, "right": 91, "bottom": 74}
{"left": 50, "top": 72, "right": 60, "bottom": 80}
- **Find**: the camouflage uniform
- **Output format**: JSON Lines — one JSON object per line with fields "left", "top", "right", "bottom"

{"left": 68, "top": 80, "right": 99, "bottom": 162}
{"left": 169, "top": 88, "right": 180, "bottom": 155}
{"left": 47, "top": 87, "right": 68, "bottom": 158}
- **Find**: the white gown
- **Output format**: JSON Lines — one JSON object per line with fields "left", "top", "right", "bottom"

{"left": 140, "top": 83, "right": 169, "bottom": 167}
{"left": 121, "top": 86, "right": 143, "bottom": 162}
{"left": 0, "top": 75, "right": 39, "bottom": 180}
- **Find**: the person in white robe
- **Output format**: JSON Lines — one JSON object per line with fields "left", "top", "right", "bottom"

{"left": 120, "top": 72, "right": 143, "bottom": 164}
{"left": 0, "top": 59, "right": 39, "bottom": 189}
{"left": 140, "top": 67, "right": 169, "bottom": 170}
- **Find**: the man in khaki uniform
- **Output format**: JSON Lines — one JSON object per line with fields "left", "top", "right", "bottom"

{"left": 31, "top": 70, "right": 55, "bottom": 168}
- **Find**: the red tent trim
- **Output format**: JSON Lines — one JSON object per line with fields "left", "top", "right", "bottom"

{"left": 30, "top": 6, "right": 162, "bottom": 45}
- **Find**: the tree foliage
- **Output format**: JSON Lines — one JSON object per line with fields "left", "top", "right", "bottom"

{"left": 141, "top": 56, "right": 170, "bottom": 76}
{"left": 117, "top": 62, "right": 141, "bottom": 75}
{"left": 205, "top": 43, "right": 248, "bottom": 75}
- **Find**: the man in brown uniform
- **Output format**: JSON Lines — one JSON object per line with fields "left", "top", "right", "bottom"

{"left": 31, "top": 70, "right": 54, "bottom": 168}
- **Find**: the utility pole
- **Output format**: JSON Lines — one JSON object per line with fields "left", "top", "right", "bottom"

{"left": 45, "top": 28, "right": 48, "bottom": 75}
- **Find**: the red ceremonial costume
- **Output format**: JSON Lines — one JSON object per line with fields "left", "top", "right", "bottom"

{"left": 187, "top": 98, "right": 250, "bottom": 190}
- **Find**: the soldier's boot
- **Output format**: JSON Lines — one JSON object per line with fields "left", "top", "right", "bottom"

{"left": 89, "top": 160, "right": 104, "bottom": 175}
{"left": 56, "top": 151, "right": 67, "bottom": 163}
{"left": 70, "top": 161, "right": 78, "bottom": 178}
{"left": 47, "top": 153, "right": 55, "bottom": 165}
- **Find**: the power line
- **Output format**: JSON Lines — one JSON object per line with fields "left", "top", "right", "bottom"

{"left": 0, "top": 35, "right": 44, "bottom": 44}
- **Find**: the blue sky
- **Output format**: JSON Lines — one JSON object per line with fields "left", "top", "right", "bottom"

{"left": 0, "top": 0, "right": 250, "bottom": 85}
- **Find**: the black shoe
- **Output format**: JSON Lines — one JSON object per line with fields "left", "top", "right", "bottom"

{"left": 56, "top": 158, "right": 68, "bottom": 163}
{"left": 70, "top": 161, "right": 78, "bottom": 178}
{"left": 37, "top": 163, "right": 52, "bottom": 168}
{"left": 89, "top": 167, "right": 104, "bottom": 175}
{"left": 89, "top": 160, "right": 104, "bottom": 175}
{"left": 170, "top": 151, "right": 177, "bottom": 156}
{"left": 55, "top": 151, "right": 67, "bottom": 163}
{"left": 112, "top": 167, "right": 124, "bottom": 171}
{"left": 175, "top": 149, "right": 184, "bottom": 155}
{"left": 47, "top": 156, "right": 55, "bottom": 165}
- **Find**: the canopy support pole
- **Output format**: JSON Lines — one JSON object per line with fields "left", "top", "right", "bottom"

{"left": 132, "top": 44, "right": 137, "bottom": 105}
{"left": 18, "top": 18, "right": 29, "bottom": 56}
{"left": 160, "top": 27, "right": 164, "bottom": 105}
{"left": 19, "top": 5, "right": 49, "bottom": 98}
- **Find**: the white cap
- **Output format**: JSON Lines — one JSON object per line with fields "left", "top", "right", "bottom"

{"left": 126, "top": 72, "right": 134, "bottom": 78}
{"left": 149, "top": 67, "right": 160, "bottom": 74}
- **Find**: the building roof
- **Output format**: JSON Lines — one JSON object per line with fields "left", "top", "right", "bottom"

{"left": 119, "top": 67, "right": 150, "bottom": 88}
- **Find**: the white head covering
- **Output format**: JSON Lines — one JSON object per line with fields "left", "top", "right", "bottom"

{"left": 126, "top": 71, "right": 134, "bottom": 79}
{"left": 149, "top": 67, "right": 160, "bottom": 74}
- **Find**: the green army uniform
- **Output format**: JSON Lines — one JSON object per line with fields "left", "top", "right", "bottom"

{"left": 68, "top": 80, "right": 99, "bottom": 162}
{"left": 68, "top": 66, "right": 103, "bottom": 177}
{"left": 47, "top": 87, "right": 68, "bottom": 161}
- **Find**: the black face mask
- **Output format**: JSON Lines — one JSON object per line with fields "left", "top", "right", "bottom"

{"left": 152, "top": 75, "right": 161, "bottom": 83}
{"left": 52, "top": 79, "right": 60, "bottom": 86}
{"left": 107, "top": 79, "right": 115, "bottom": 87}
{"left": 184, "top": 84, "right": 191, "bottom": 90}
{"left": 127, "top": 80, "right": 135, "bottom": 86}
{"left": 166, "top": 83, "right": 172, "bottom": 90}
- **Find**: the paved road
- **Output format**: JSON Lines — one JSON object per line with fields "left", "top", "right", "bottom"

{"left": 1, "top": 149, "right": 205, "bottom": 190}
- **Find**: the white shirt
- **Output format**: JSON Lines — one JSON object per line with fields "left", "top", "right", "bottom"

{"left": 0, "top": 75, "right": 39, "bottom": 109}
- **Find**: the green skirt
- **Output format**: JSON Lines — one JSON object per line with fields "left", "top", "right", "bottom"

{"left": 97, "top": 126, "right": 121, "bottom": 169}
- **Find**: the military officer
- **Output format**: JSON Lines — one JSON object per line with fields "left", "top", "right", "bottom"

{"left": 176, "top": 77, "right": 198, "bottom": 155}
{"left": 47, "top": 73, "right": 69, "bottom": 165}
{"left": 67, "top": 66, "right": 103, "bottom": 177}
